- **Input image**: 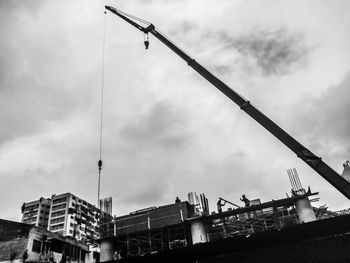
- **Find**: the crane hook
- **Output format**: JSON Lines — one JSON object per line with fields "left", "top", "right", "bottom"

{"left": 144, "top": 33, "right": 150, "bottom": 49}
{"left": 98, "top": 159, "right": 103, "bottom": 171}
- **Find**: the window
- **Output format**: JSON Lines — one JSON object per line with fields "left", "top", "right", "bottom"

{"left": 23, "top": 217, "right": 37, "bottom": 224}
{"left": 50, "top": 216, "right": 65, "bottom": 225}
{"left": 52, "top": 197, "right": 67, "bottom": 205}
{"left": 51, "top": 203, "right": 66, "bottom": 211}
{"left": 50, "top": 224, "right": 64, "bottom": 231}
{"left": 25, "top": 204, "right": 38, "bottom": 212}
{"left": 51, "top": 210, "right": 66, "bottom": 218}
{"left": 32, "top": 239, "right": 41, "bottom": 253}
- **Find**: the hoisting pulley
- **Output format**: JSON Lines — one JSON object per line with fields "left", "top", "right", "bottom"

{"left": 144, "top": 33, "right": 150, "bottom": 49}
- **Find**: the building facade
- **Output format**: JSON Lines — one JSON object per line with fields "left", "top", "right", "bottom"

{"left": 100, "top": 197, "right": 112, "bottom": 215}
{"left": 21, "top": 193, "right": 111, "bottom": 245}
{"left": 0, "top": 219, "right": 89, "bottom": 263}
{"left": 48, "top": 193, "right": 102, "bottom": 244}
{"left": 99, "top": 189, "right": 322, "bottom": 261}
{"left": 21, "top": 197, "right": 51, "bottom": 229}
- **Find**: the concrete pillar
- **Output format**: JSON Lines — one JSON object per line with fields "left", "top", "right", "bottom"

{"left": 100, "top": 239, "right": 114, "bottom": 262}
{"left": 295, "top": 197, "right": 316, "bottom": 223}
{"left": 190, "top": 220, "right": 208, "bottom": 244}
{"left": 341, "top": 161, "right": 350, "bottom": 182}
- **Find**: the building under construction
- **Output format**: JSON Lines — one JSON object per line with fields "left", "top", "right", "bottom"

{"left": 96, "top": 6, "right": 350, "bottom": 263}
{"left": 98, "top": 168, "right": 350, "bottom": 262}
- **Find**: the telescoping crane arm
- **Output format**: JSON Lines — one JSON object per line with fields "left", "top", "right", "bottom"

{"left": 105, "top": 6, "right": 350, "bottom": 200}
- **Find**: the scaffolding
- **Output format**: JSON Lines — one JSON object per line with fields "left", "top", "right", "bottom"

{"left": 207, "top": 205, "right": 298, "bottom": 241}
{"left": 109, "top": 223, "right": 190, "bottom": 258}
{"left": 99, "top": 193, "right": 320, "bottom": 260}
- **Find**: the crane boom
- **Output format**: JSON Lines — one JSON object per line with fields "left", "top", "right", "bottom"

{"left": 105, "top": 6, "right": 350, "bottom": 200}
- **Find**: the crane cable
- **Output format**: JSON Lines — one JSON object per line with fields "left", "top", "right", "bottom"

{"left": 98, "top": 8, "right": 107, "bottom": 208}
{"left": 109, "top": 7, "right": 193, "bottom": 57}
{"left": 96, "top": 7, "right": 192, "bottom": 208}
{"left": 112, "top": 7, "right": 151, "bottom": 26}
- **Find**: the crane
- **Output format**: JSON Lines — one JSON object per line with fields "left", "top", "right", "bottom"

{"left": 105, "top": 6, "right": 350, "bottom": 200}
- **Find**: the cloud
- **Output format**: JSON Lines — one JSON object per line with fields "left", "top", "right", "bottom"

{"left": 119, "top": 101, "right": 190, "bottom": 150}
{"left": 0, "top": 0, "right": 44, "bottom": 15}
{"left": 0, "top": 0, "right": 102, "bottom": 145}
{"left": 118, "top": 171, "right": 171, "bottom": 207}
{"left": 196, "top": 27, "right": 310, "bottom": 77}
{"left": 169, "top": 21, "right": 198, "bottom": 37}
{"left": 313, "top": 73, "right": 350, "bottom": 140}
{"left": 0, "top": 84, "right": 78, "bottom": 145}
{"left": 293, "top": 71, "right": 350, "bottom": 159}
{"left": 232, "top": 28, "right": 310, "bottom": 76}
{"left": 1, "top": 0, "right": 349, "bottom": 220}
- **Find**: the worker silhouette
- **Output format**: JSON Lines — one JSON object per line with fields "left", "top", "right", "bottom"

{"left": 240, "top": 194, "right": 250, "bottom": 207}
{"left": 175, "top": 197, "right": 181, "bottom": 203}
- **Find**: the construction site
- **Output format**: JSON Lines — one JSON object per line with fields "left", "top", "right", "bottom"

{"left": 97, "top": 165, "right": 350, "bottom": 262}
{"left": 2, "top": 2, "right": 350, "bottom": 263}
{"left": 93, "top": 6, "right": 350, "bottom": 263}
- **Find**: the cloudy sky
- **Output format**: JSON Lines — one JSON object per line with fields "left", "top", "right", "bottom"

{"left": 1, "top": 0, "right": 350, "bottom": 221}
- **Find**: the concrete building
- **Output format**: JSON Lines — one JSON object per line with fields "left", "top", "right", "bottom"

{"left": 21, "top": 193, "right": 112, "bottom": 246}
{"left": 21, "top": 197, "right": 51, "bottom": 228}
{"left": 98, "top": 188, "right": 321, "bottom": 261}
{"left": 100, "top": 197, "right": 112, "bottom": 215}
{"left": 48, "top": 193, "right": 104, "bottom": 244}
{"left": 101, "top": 214, "right": 350, "bottom": 263}
{"left": 99, "top": 201, "right": 194, "bottom": 261}
{"left": 0, "top": 219, "right": 90, "bottom": 263}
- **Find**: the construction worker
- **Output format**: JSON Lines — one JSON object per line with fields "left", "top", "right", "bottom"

{"left": 240, "top": 195, "right": 250, "bottom": 207}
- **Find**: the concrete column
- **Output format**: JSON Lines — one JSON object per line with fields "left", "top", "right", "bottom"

{"left": 341, "top": 161, "right": 350, "bottom": 182}
{"left": 100, "top": 239, "right": 114, "bottom": 262}
{"left": 295, "top": 198, "right": 316, "bottom": 223}
{"left": 190, "top": 220, "right": 208, "bottom": 244}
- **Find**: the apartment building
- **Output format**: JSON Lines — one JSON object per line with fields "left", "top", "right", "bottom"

{"left": 48, "top": 193, "right": 102, "bottom": 244}
{"left": 21, "top": 193, "right": 111, "bottom": 245}
{"left": 21, "top": 197, "right": 51, "bottom": 228}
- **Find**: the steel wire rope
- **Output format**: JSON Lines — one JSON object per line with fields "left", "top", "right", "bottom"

{"left": 98, "top": 7, "right": 107, "bottom": 209}
{"left": 113, "top": 7, "right": 151, "bottom": 26}
{"left": 108, "top": 7, "right": 192, "bottom": 59}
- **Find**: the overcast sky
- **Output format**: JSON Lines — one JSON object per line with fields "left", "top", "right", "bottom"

{"left": 1, "top": 0, "right": 350, "bottom": 221}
